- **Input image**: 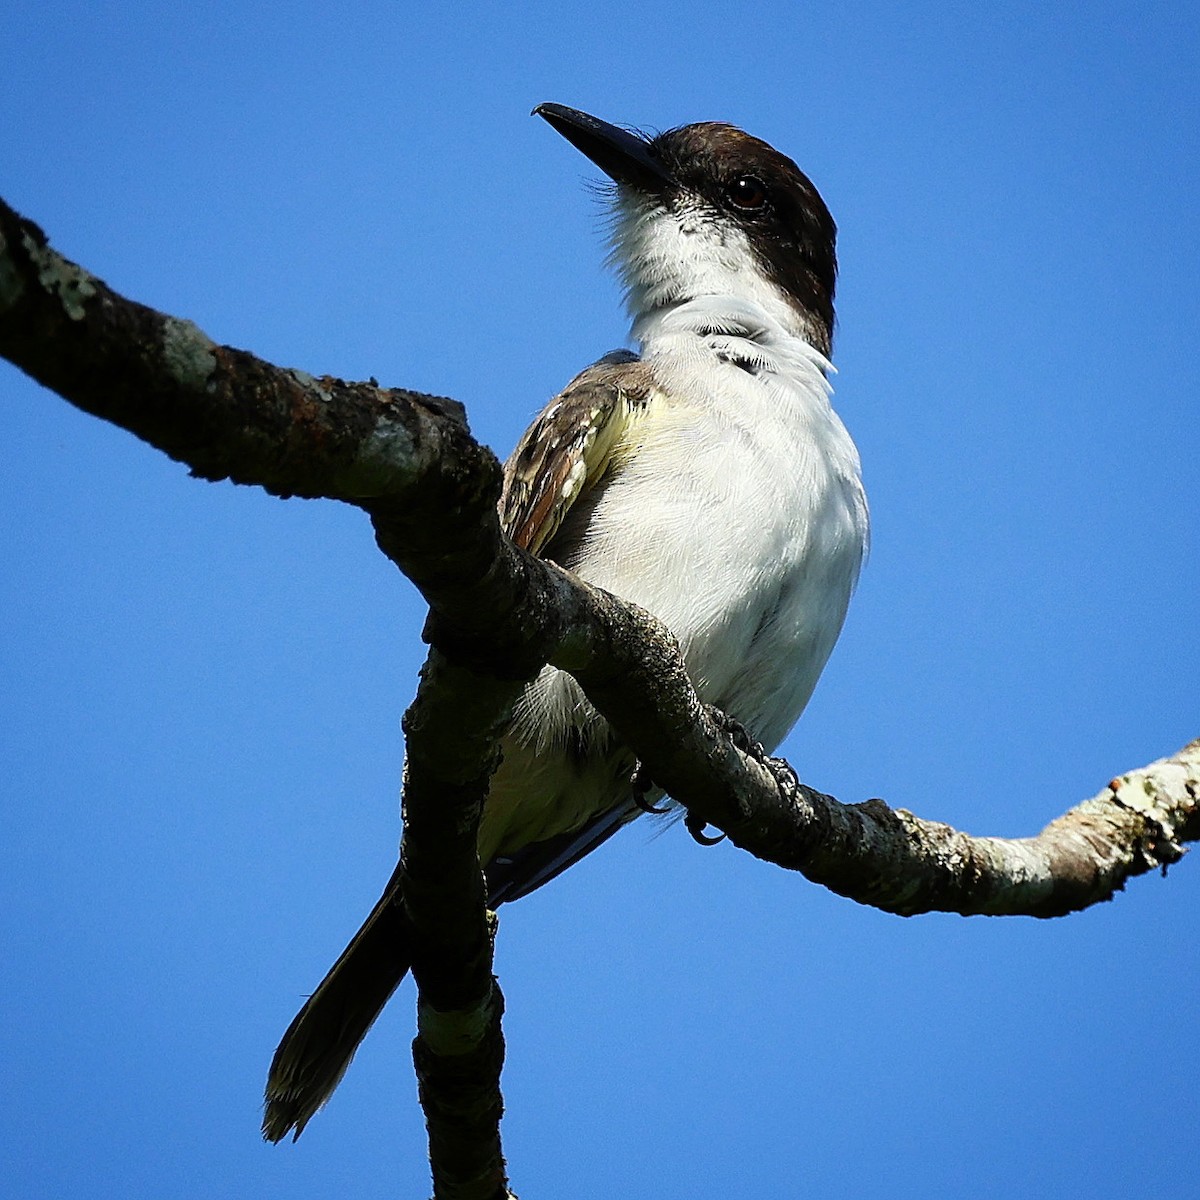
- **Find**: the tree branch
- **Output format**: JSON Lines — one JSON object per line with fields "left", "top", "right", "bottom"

{"left": 3, "top": 197, "right": 1195, "bottom": 1193}
{"left": 400, "top": 652, "right": 519, "bottom": 1200}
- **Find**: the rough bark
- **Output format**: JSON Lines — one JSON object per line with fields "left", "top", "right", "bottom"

{"left": 2, "top": 196, "right": 1195, "bottom": 1197}
{"left": 401, "top": 652, "right": 519, "bottom": 1200}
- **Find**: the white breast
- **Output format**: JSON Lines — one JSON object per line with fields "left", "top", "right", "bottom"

{"left": 583, "top": 300, "right": 865, "bottom": 741}
{"left": 509, "top": 295, "right": 867, "bottom": 761}
{"left": 482, "top": 194, "right": 866, "bottom": 865}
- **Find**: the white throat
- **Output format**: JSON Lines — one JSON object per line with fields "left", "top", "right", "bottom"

{"left": 607, "top": 193, "right": 825, "bottom": 354}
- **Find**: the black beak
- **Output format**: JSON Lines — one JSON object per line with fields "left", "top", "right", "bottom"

{"left": 533, "top": 102, "right": 671, "bottom": 193}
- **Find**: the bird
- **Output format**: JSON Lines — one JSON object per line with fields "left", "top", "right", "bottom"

{"left": 262, "top": 102, "right": 868, "bottom": 1142}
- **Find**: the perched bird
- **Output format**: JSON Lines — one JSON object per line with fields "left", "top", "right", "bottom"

{"left": 263, "top": 102, "right": 868, "bottom": 1141}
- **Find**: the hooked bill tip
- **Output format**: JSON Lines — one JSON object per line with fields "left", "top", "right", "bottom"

{"left": 530, "top": 103, "right": 670, "bottom": 193}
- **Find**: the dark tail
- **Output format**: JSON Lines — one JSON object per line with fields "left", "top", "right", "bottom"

{"left": 262, "top": 868, "right": 410, "bottom": 1142}
{"left": 262, "top": 803, "right": 637, "bottom": 1140}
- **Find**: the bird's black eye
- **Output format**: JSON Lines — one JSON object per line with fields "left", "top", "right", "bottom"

{"left": 726, "top": 175, "right": 769, "bottom": 211}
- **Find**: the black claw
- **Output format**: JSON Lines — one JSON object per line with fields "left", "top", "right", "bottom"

{"left": 635, "top": 792, "right": 672, "bottom": 815}
{"left": 707, "top": 705, "right": 767, "bottom": 762}
{"left": 764, "top": 755, "right": 800, "bottom": 799}
{"left": 685, "top": 810, "right": 726, "bottom": 846}
{"left": 708, "top": 706, "right": 801, "bottom": 801}
{"left": 631, "top": 761, "right": 671, "bottom": 814}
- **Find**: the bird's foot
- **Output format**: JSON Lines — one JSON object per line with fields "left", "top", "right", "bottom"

{"left": 707, "top": 705, "right": 800, "bottom": 801}
{"left": 706, "top": 706, "right": 767, "bottom": 762}
{"left": 631, "top": 760, "right": 671, "bottom": 814}
{"left": 684, "top": 809, "right": 726, "bottom": 846}
{"left": 762, "top": 754, "right": 800, "bottom": 801}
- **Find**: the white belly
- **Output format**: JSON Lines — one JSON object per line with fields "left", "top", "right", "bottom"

{"left": 481, "top": 337, "right": 867, "bottom": 861}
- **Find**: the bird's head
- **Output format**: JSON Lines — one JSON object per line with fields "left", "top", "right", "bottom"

{"left": 534, "top": 102, "right": 837, "bottom": 355}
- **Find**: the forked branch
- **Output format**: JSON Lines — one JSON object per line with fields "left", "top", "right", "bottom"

{"left": 2, "top": 196, "right": 1194, "bottom": 1199}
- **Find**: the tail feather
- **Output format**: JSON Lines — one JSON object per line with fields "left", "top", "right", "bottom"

{"left": 264, "top": 805, "right": 640, "bottom": 1140}
{"left": 262, "top": 873, "right": 410, "bottom": 1142}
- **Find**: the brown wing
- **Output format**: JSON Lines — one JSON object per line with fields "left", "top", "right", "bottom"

{"left": 500, "top": 354, "right": 655, "bottom": 555}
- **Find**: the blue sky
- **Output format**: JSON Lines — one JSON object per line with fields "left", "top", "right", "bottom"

{"left": 2, "top": 3, "right": 1197, "bottom": 1197}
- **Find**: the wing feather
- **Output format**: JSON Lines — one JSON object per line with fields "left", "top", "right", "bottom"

{"left": 500, "top": 354, "right": 654, "bottom": 555}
